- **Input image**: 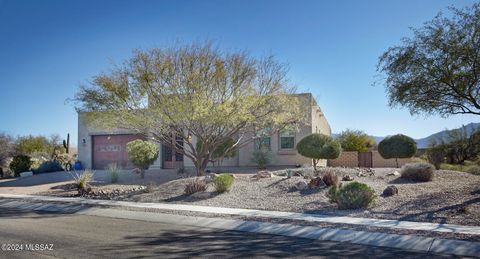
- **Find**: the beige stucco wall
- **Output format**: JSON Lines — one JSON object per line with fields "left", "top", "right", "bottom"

{"left": 328, "top": 151, "right": 359, "bottom": 167}
{"left": 371, "top": 151, "right": 412, "bottom": 168}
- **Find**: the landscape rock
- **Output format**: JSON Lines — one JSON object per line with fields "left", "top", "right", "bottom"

{"left": 383, "top": 185, "right": 399, "bottom": 196}
{"left": 342, "top": 175, "right": 354, "bottom": 181}
{"left": 19, "top": 171, "right": 33, "bottom": 177}
{"left": 386, "top": 171, "right": 400, "bottom": 177}
{"left": 294, "top": 180, "right": 308, "bottom": 191}
{"left": 309, "top": 177, "right": 326, "bottom": 188}
{"left": 191, "top": 192, "right": 211, "bottom": 199}
{"left": 205, "top": 173, "right": 218, "bottom": 183}
{"left": 254, "top": 170, "right": 273, "bottom": 179}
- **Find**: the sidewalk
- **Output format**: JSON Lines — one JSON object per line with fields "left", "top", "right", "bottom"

{"left": 0, "top": 193, "right": 479, "bottom": 235}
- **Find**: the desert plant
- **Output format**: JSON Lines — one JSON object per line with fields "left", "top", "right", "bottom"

{"left": 297, "top": 133, "right": 341, "bottom": 170}
{"left": 378, "top": 134, "right": 417, "bottom": 168}
{"left": 426, "top": 147, "right": 445, "bottom": 170}
{"left": 400, "top": 163, "right": 435, "bottom": 182}
{"left": 9, "top": 155, "right": 32, "bottom": 176}
{"left": 70, "top": 170, "right": 94, "bottom": 190}
{"left": 466, "top": 165, "right": 480, "bottom": 176}
{"left": 184, "top": 178, "right": 207, "bottom": 195}
{"left": 336, "top": 129, "right": 376, "bottom": 152}
{"left": 328, "top": 182, "right": 376, "bottom": 209}
{"left": 34, "top": 160, "right": 64, "bottom": 174}
{"left": 251, "top": 148, "right": 272, "bottom": 169}
{"left": 126, "top": 140, "right": 159, "bottom": 179}
{"left": 213, "top": 174, "right": 234, "bottom": 193}
{"left": 322, "top": 170, "right": 339, "bottom": 186}
{"left": 63, "top": 133, "right": 70, "bottom": 154}
{"left": 108, "top": 163, "right": 120, "bottom": 183}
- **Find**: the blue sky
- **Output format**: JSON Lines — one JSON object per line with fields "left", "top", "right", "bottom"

{"left": 0, "top": 0, "right": 478, "bottom": 145}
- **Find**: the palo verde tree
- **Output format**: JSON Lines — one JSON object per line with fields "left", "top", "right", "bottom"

{"left": 336, "top": 129, "right": 376, "bottom": 152}
{"left": 296, "top": 133, "right": 341, "bottom": 170}
{"left": 74, "top": 42, "right": 302, "bottom": 176}
{"left": 377, "top": 3, "right": 480, "bottom": 117}
{"left": 378, "top": 134, "right": 417, "bottom": 168}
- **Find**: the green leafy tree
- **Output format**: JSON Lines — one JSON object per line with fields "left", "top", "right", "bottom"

{"left": 378, "top": 134, "right": 417, "bottom": 168}
{"left": 74, "top": 42, "right": 302, "bottom": 176}
{"left": 336, "top": 129, "right": 375, "bottom": 152}
{"left": 296, "top": 133, "right": 341, "bottom": 170}
{"left": 429, "top": 126, "right": 480, "bottom": 164}
{"left": 126, "top": 140, "right": 159, "bottom": 178}
{"left": 15, "top": 135, "right": 51, "bottom": 155}
{"left": 377, "top": 3, "right": 480, "bottom": 117}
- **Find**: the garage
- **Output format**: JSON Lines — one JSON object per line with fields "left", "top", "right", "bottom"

{"left": 92, "top": 134, "right": 144, "bottom": 170}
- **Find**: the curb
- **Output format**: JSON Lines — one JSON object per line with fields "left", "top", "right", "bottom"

{"left": 0, "top": 193, "right": 479, "bottom": 235}
{"left": 0, "top": 199, "right": 479, "bottom": 257}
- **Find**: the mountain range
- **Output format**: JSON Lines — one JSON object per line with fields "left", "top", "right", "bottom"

{"left": 333, "top": 122, "right": 480, "bottom": 149}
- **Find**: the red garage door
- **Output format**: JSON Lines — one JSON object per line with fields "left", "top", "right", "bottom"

{"left": 92, "top": 134, "right": 144, "bottom": 170}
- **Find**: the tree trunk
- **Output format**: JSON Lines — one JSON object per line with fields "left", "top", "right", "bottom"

{"left": 312, "top": 159, "right": 318, "bottom": 171}
{"left": 395, "top": 158, "right": 399, "bottom": 168}
{"left": 195, "top": 157, "right": 210, "bottom": 176}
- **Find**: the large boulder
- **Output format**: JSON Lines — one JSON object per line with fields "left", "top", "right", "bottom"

{"left": 383, "top": 185, "right": 398, "bottom": 197}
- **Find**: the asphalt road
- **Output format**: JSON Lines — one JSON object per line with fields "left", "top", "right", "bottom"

{"left": 0, "top": 208, "right": 466, "bottom": 259}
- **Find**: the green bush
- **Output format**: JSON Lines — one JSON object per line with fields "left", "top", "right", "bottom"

{"left": 378, "top": 134, "right": 417, "bottom": 168}
{"left": 400, "top": 163, "right": 434, "bottom": 182}
{"left": 297, "top": 133, "right": 341, "bottom": 170}
{"left": 251, "top": 148, "right": 272, "bottom": 169}
{"left": 184, "top": 178, "right": 207, "bottom": 195}
{"left": 213, "top": 174, "right": 234, "bottom": 193}
{"left": 126, "top": 140, "right": 159, "bottom": 178}
{"left": 108, "top": 163, "right": 120, "bottom": 183}
{"left": 34, "top": 160, "right": 64, "bottom": 174}
{"left": 328, "top": 182, "right": 376, "bottom": 209}
{"left": 9, "top": 155, "right": 32, "bottom": 176}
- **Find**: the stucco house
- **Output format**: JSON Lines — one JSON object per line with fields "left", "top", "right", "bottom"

{"left": 77, "top": 93, "right": 331, "bottom": 170}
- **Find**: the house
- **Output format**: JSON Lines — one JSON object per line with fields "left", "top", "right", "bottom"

{"left": 77, "top": 93, "right": 331, "bottom": 170}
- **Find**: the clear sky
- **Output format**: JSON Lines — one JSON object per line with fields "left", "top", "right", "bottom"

{"left": 0, "top": 0, "right": 478, "bottom": 145}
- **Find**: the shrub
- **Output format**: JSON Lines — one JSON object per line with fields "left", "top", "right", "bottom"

{"left": 55, "top": 153, "right": 74, "bottom": 171}
{"left": 34, "top": 160, "right": 64, "bottom": 174}
{"left": 378, "top": 134, "right": 417, "bottom": 168}
{"left": 426, "top": 147, "right": 445, "bottom": 170}
{"left": 108, "top": 163, "right": 120, "bottom": 183}
{"left": 251, "top": 148, "right": 272, "bottom": 169}
{"left": 184, "top": 178, "right": 207, "bottom": 195}
{"left": 213, "top": 174, "right": 234, "bottom": 193}
{"left": 466, "top": 165, "right": 480, "bottom": 176}
{"left": 297, "top": 133, "right": 341, "bottom": 170}
{"left": 328, "top": 182, "right": 376, "bottom": 209}
{"left": 400, "top": 163, "right": 434, "bottom": 182}
{"left": 322, "top": 170, "right": 339, "bottom": 186}
{"left": 71, "top": 170, "right": 94, "bottom": 190}
{"left": 9, "top": 155, "right": 32, "bottom": 176}
{"left": 126, "top": 140, "right": 159, "bottom": 178}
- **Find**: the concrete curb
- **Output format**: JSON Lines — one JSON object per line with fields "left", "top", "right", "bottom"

{"left": 0, "top": 200, "right": 479, "bottom": 257}
{"left": 1, "top": 193, "right": 479, "bottom": 235}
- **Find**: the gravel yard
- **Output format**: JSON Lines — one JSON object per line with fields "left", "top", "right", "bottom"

{"left": 123, "top": 167, "right": 480, "bottom": 226}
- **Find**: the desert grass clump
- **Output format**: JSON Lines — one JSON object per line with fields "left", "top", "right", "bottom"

{"left": 400, "top": 163, "right": 434, "bottom": 182}
{"left": 322, "top": 170, "right": 339, "bottom": 187}
{"left": 71, "top": 170, "right": 94, "bottom": 190}
{"left": 184, "top": 178, "right": 207, "bottom": 196}
{"left": 213, "top": 174, "right": 234, "bottom": 193}
{"left": 107, "top": 163, "right": 120, "bottom": 183}
{"left": 328, "top": 181, "right": 376, "bottom": 209}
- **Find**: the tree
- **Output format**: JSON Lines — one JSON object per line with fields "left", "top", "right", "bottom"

{"left": 378, "top": 134, "right": 417, "bottom": 168}
{"left": 377, "top": 3, "right": 480, "bottom": 117}
{"left": 296, "top": 133, "right": 341, "bottom": 170}
{"left": 336, "top": 129, "right": 375, "bottom": 152}
{"left": 74, "top": 42, "right": 302, "bottom": 176}
{"left": 126, "top": 140, "right": 159, "bottom": 178}
{"left": 430, "top": 126, "right": 480, "bottom": 164}
{"left": 198, "top": 138, "right": 236, "bottom": 166}
{"left": 15, "top": 135, "right": 51, "bottom": 155}
{"left": 0, "top": 132, "right": 14, "bottom": 173}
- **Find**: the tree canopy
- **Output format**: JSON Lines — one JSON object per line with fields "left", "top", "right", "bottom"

{"left": 74, "top": 42, "right": 302, "bottom": 175}
{"left": 336, "top": 129, "right": 375, "bottom": 152}
{"left": 377, "top": 3, "right": 480, "bottom": 117}
{"left": 296, "top": 133, "right": 341, "bottom": 170}
{"left": 378, "top": 134, "right": 417, "bottom": 168}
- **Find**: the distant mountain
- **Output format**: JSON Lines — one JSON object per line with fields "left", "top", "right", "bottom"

{"left": 333, "top": 122, "right": 480, "bottom": 149}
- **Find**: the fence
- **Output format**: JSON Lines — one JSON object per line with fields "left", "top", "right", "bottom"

{"left": 328, "top": 151, "right": 412, "bottom": 168}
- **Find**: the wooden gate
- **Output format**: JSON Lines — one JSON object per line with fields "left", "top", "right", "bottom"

{"left": 358, "top": 152, "right": 373, "bottom": 168}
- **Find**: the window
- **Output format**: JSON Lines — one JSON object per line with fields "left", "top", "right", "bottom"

{"left": 280, "top": 126, "right": 295, "bottom": 149}
{"left": 255, "top": 128, "right": 271, "bottom": 150}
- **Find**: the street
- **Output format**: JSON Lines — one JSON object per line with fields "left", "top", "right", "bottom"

{"left": 0, "top": 208, "right": 464, "bottom": 258}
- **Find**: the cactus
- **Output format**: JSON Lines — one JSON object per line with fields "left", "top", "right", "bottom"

{"left": 63, "top": 133, "right": 70, "bottom": 154}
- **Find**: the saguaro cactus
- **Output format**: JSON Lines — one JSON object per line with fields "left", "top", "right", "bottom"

{"left": 63, "top": 133, "right": 70, "bottom": 154}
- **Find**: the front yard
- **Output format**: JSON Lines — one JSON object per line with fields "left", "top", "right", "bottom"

{"left": 23, "top": 166, "right": 480, "bottom": 226}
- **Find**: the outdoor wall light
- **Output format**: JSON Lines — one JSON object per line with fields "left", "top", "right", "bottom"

{"left": 82, "top": 139, "right": 86, "bottom": 144}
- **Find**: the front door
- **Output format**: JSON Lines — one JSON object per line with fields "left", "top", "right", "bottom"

{"left": 162, "top": 135, "right": 184, "bottom": 169}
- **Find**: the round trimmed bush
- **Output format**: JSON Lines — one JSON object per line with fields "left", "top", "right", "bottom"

{"left": 9, "top": 155, "right": 32, "bottom": 176}
{"left": 213, "top": 174, "right": 234, "bottom": 193}
{"left": 297, "top": 133, "right": 341, "bottom": 169}
{"left": 378, "top": 134, "right": 417, "bottom": 167}
{"left": 328, "top": 182, "right": 376, "bottom": 210}
{"left": 400, "top": 163, "right": 434, "bottom": 182}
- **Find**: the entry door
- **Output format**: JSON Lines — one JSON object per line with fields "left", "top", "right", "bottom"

{"left": 162, "top": 135, "right": 184, "bottom": 169}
